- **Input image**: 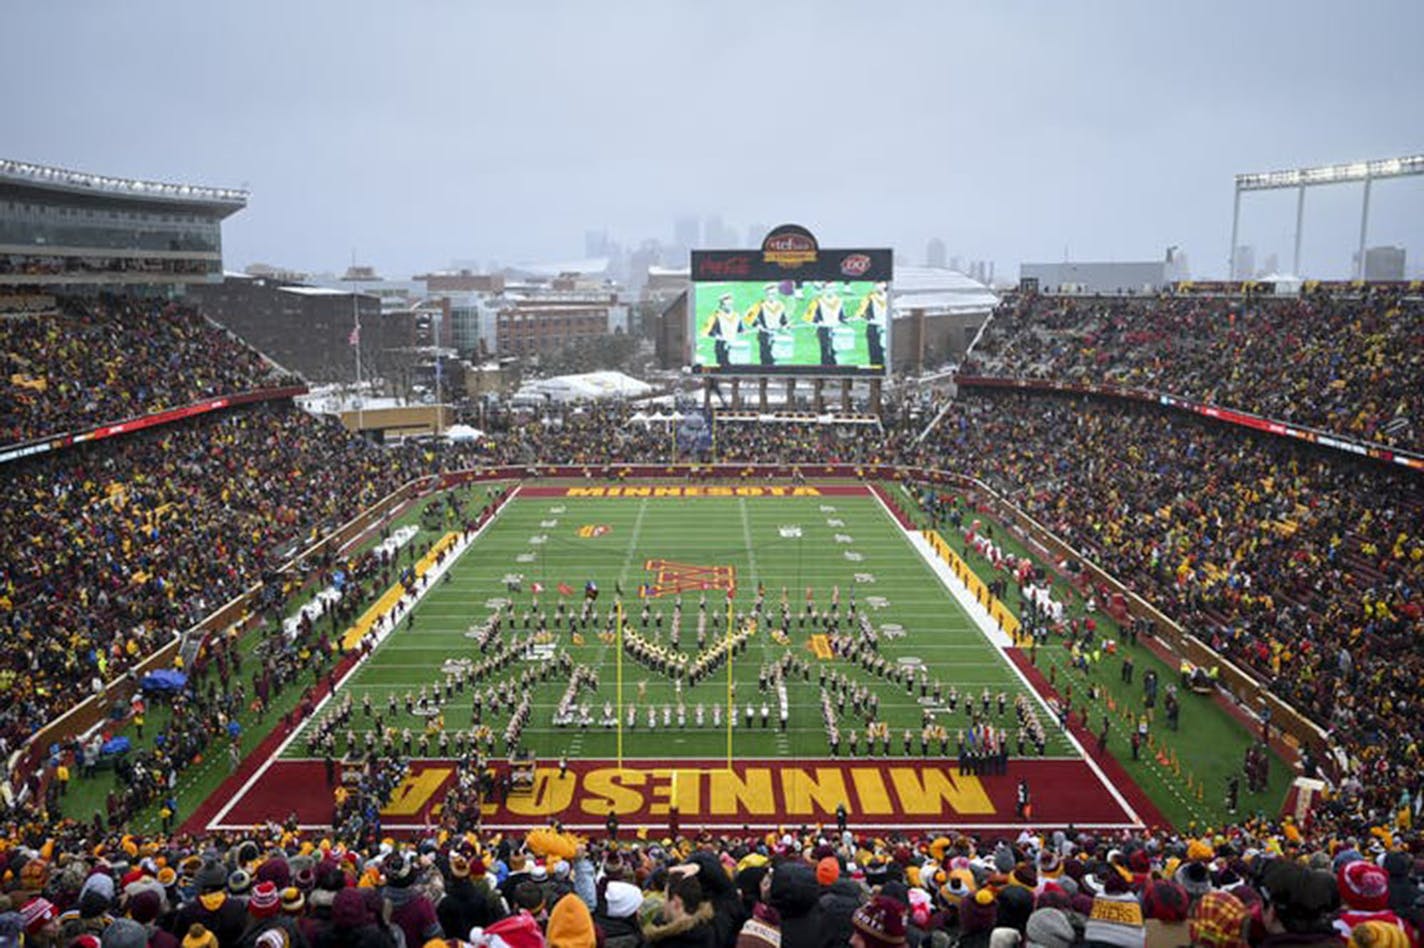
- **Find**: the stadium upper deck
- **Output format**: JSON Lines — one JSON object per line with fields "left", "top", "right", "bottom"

{"left": 0, "top": 158, "right": 246, "bottom": 287}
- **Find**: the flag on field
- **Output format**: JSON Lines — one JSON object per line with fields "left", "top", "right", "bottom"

{"left": 557, "top": 582, "right": 574, "bottom": 597}
{"left": 530, "top": 581, "right": 544, "bottom": 594}
{"left": 348, "top": 325, "right": 360, "bottom": 346}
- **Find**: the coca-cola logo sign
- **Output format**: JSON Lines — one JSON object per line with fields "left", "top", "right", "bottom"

{"left": 839, "top": 253, "right": 871, "bottom": 276}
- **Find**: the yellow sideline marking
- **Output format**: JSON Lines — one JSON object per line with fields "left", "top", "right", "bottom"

{"left": 922, "top": 530, "right": 1022, "bottom": 639}
{"left": 340, "top": 531, "right": 460, "bottom": 651}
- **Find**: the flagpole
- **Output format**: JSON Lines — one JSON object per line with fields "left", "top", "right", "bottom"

{"left": 726, "top": 591, "right": 734, "bottom": 771}
{"left": 351, "top": 267, "right": 364, "bottom": 433}
{"left": 616, "top": 599, "right": 624, "bottom": 769}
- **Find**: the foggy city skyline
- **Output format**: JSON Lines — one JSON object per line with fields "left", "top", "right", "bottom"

{"left": 6, "top": 0, "right": 1423, "bottom": 282}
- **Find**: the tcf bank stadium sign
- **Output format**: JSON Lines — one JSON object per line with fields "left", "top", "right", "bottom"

{"left": 692, "top": 224, "right": 893, "bottom": 283}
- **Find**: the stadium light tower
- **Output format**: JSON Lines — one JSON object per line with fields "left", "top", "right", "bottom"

{"left": 1229, "top": 154, "right": 1424, "bottom": 278}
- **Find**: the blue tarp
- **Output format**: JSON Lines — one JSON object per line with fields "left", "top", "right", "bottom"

{"left": 101, "top": 736, "right": 131, "bottom": 756}
{"left": 140, "top": 670, "right": 187, "bottom": 693}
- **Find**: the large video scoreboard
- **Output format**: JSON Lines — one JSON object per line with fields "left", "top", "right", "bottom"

{"left": 690, "top": 225, "right": 892, "bottom": 377}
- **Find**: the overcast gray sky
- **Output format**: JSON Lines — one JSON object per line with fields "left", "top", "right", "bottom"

{"left": 7, "top": 0, "right": 1422, "bottom": 279}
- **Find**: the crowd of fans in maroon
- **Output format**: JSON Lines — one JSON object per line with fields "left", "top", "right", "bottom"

{"left": 0, "top": 816, "right": 1421, "bottom": 948}
{"left": 963, "top": 290, "right": 1424, "bottom": 452}
{"left": 901, "top": 392, "right": 1423, "bottom": 831}
{"left": 0, "top": 296, "right": 292, "bottom": 445}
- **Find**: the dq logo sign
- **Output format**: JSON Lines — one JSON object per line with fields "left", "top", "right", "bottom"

{"left": 577, "top": 524, "right": 611, "bottom": 538}
{"left": 839, "top": 253, "right": 871, "bottom": 276}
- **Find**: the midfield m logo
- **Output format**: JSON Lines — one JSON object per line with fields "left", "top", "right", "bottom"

{"left": 641, "top": 559, "right": 735, "bottom": 598}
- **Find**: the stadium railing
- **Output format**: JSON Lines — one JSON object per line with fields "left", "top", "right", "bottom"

{"left": 4, "top": 462, "right": 1332, "bottom": 811}
{"left": 0, "top": 384, "right": 310, "bottom": 466}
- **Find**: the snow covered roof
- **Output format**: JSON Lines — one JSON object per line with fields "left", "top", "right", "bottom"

{"left": 891, "top": 265, "right": 998, "bottom": 316}
{"left": 511, "top": 257, "right": 611, "bottom": 277}
{"left": 514, "top": 370, "right": 653, "bottom": 403}
{"left": 278, "top": 285, "right": 358, "bottom": 297}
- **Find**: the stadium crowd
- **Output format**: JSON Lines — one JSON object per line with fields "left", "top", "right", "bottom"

{"left": 0, "top": 817, "right": 1422, "bottom": 948}
{"left": 963, "top": 291, "right": 1424, "bottom": 452}
{"left": 907, "top": 392, "right": 1423, "bottom": 832}
{"left": 0, "top": 402, "right": 482, "bottom": 756}
{"left": 0, "top": 296, "right": 290, "bottom": 446}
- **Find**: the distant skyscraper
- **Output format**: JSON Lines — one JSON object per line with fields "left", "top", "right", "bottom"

{"left": 674, "top": 216, "right": 700, "bottom": 251}
{"left": 585, "top": 228, "right": 612, "bottom": 258}
{"left": 1232, "top": 245, "right": 1255, "bottom": 280}
{"left": 704, "top": 215, "right": 727, "bottom": 248}
{"left": 926, "top": 237, "right": 947, "bottom": 268}
{"left": 1362, "top": 246, "right": 1406, "bottom": 281}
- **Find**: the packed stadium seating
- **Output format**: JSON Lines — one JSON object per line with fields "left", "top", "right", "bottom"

{"left": 913, "top": 392, "right": 1423, "bottom": 830}
{"left": 0, "top": 401, "right": 481, "bottom": 757}
{"left": 0, "top": 295, "right": 291, "bottom": 445}
{"left": 0, "top": 807, "right": 1419, "bottom": 948}
{"left": 964, "top": 291, "right": 1424, "bottom": 452}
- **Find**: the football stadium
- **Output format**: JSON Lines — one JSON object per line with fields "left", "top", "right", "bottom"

{"left": 3, "top": 9, "right": 1424, "bottom": 948}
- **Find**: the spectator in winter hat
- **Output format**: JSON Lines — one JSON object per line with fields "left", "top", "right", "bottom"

{"left": 126, "top": 890, "right": 178, "bottom": 948}
{"left": 547, "top": 894, "right": 596, "bottom": 948}
{"left": 1257, "top": 860, "right": 1338, "bottom": 948}
{"left": 1141, "top": 880, "right": 1190, "bottom": 948}
{"left": 1025, "top": 909, "right": 1075, "bottom": 948}
{"left": 384, "top": 855, "right": 441, "bottom": 948}
{"left": 249, "top": 883, "right": 282, "bottom": 920}
{"left": 961, "top": 889, "right": 1000, "bottom": 948}
{"left": 1334, "top": 862, "right": 1414, "bottom": 944}
{"left": 1349, "top": 921, "right": 1410, "bottom": 948}
{"left": 766, "top": 861, "right": 823, "bottom": 948}
{"left": 851, "top": 897, "right": 907, "bottom": 948}
{"left": 1082, "top": 870, "right": 1144, "bottom": 948}
{"left": 1189, "top": 891, "right": 1248, "bottom": 948}
{"left": 22, "top": 897, "right": 61, "bottom": 947}
{"left": 102, "top": 919, "right": 149, "bottom": 948}
{"left": 439, "top": 854, "right": 504, "bottom": 940}
{"left": 595, "top": 881, "right": 646, "bottom": 948}
{"left": 180, "top": 925, "right": 218, "bottom": 948}
{"left": 469, "top": 910, "right": 546, "bottom": 948}
{"left": 1175, "top": 863, "right": 1211, "bottom": 902}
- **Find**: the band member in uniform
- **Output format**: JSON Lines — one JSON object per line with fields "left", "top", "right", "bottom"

{"left": 856, "top": 281, "right": 888, "bottom": 366}
{"left": 804, "top": 283, "right": 845, "bottom": 367}
{"left": 744, "top": 283, "right": 789, "bottom": 365}
{"left": 705, "top": 293, "right": 741, "bottom": 368}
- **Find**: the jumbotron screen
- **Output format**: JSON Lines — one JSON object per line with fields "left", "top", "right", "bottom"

{"left": 691, "top": 279, "right": 888, "bottom": 374}
{"left": 690, "top": 225, "right": 892, "bottom": 377}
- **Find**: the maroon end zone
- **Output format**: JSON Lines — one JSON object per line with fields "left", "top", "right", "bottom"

{"left": 200, "top": 756, "right": 1145, "bottom": 834}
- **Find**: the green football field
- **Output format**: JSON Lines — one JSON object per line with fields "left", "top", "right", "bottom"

{"left": 287, "top": 487, "right": 1073, "bottom": 763}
